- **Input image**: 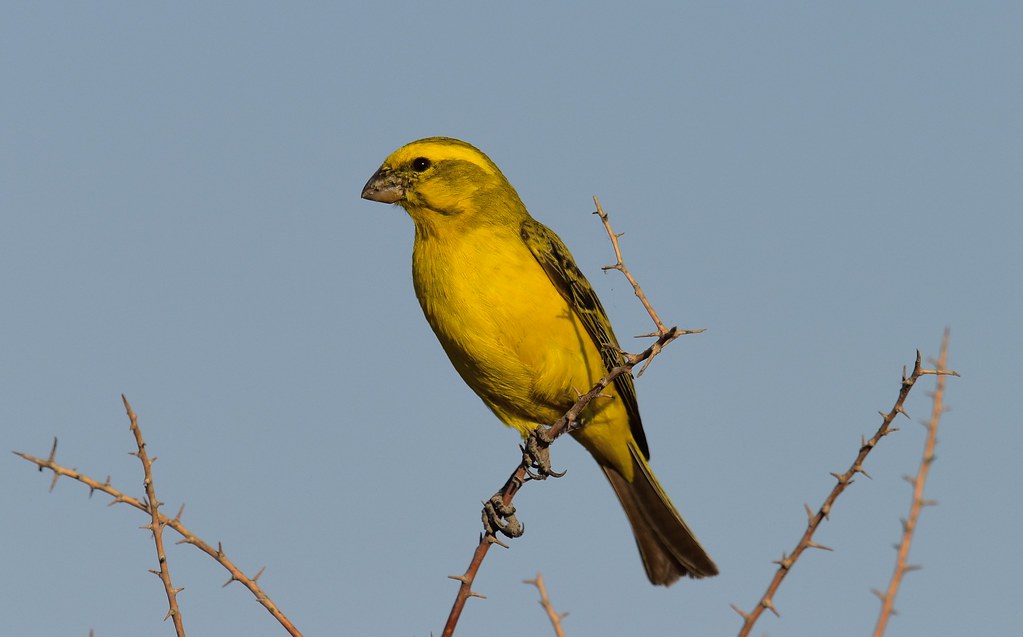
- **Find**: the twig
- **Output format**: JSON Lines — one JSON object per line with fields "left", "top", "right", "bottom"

{"left": 122, "top": 395, "right": 186, "bottom": 636}
{"left": 594, "top": 196, "right": 704, "bottom": 376}
{"left": 14, "top": 403, "right": 303, "bottom": 637}
{"left": 594, "top": 195, "right": 668, "bottom": 336}
{"left": 441, "top": 200, "right": 701, "bottom": 636}
{"left": 524, "top": 573, "right": 568, "bottom": 637}
{"left": 733, "top": 345, "right": 959, "bottom": 636}
{"left": 872, "top": 329, "right": 952, "bottom": 636}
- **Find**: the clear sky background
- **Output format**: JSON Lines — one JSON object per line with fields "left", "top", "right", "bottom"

{"left": 3, "top": 3, "right": 1021, "bottom": 636}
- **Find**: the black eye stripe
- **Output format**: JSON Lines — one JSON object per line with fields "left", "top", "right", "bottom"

{"left": 411, "top": 157, "right": 431, "bottom": 172}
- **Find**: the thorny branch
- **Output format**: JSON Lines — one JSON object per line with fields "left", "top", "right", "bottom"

{"left": 872, "top": 329, "right": 952, "bottom": 636}
{"left": 442, "top": 200, "right": 702, "bottom": 637}
{"left": 594, "top": 195, "right": 704, "bottom": 376}
{"left": 732, "top": 339, "right": 959, "bottom": 637}
{"left": 524, "top": 573, "right": 568, "bottom": 637}
{"left": 14, "top": 400, "right": 302, "bottom": 637}
{"left": 123, "top": 395, "right": 186, "bottom": 636}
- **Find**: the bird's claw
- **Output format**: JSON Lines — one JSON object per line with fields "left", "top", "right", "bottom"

{"left": 482, "top": 494, "right": 524, "bottom": 538}
{"left": 521, "top": 427, "right": 566, "bottom": 480}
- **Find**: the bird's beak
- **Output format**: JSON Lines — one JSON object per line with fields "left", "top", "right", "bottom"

{"left": 361, "top": 166, "right": 405, "bottom": 204}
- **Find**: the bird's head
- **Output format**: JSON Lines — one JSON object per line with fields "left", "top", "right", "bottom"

{"left": 361, "top": 137, "right": 526, "bottom": 225}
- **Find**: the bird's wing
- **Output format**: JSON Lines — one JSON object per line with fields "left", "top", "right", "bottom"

{"left": 520, "top": 217, "right": 649, "bottom": 458}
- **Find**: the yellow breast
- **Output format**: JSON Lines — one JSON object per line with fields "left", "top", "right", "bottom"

{"left": 410, "top": 220, "right": 633, "bottom": 475}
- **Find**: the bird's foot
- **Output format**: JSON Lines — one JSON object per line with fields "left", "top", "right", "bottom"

{"left": 521, "top": 427, "right": 566, "bottom": 481}
{"left": 482, "top": 494, "right": 523, "bottom": 538}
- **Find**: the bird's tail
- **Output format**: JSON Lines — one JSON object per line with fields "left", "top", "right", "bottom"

{"left": 601, "top": 444, "right": 718, "bottom": 585}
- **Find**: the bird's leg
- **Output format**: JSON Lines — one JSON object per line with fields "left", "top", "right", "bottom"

{"left": 483, "top": 493, "right": 524, "bottom": 538}
{"left": 521, "top": 426, "right": 567, "bottom": 480}
{"left": 480, "top": 426, "right": 564, "bottom": 540}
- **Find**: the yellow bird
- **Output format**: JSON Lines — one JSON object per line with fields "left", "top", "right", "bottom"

{"left": 361, "top": 137, "right": 717, "bottom": 585}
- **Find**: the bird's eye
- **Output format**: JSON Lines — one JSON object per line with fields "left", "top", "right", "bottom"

{"left": 411, "top": 157, "right": 431, "bottom": 172}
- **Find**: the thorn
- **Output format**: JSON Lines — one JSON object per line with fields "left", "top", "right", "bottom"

{"left": 677, "top": 327, "right": 706, "bottom": 335}
{"left": 468, "top": 591, "right": 487, "bottom": 599}
{"left": 904, "top": 564, "right": 923, "bottom": 573}
{"left": 729, "top": 603, "right": 750, "bottom": 620}
{"left": 448, "top": 574, "right": 471, "bottom": 584}
{"left": 871, "top": 588, "right": 886, "bottom": 601}
{"left": 762, "top": 597, "right": 780, "bottom": 617}
{"left": 804, "top": 503, "right": 815, "bottom": 524}
{"left": 772, "top": 552, "right": 793, "bottom": 569}
{"left": 805, "top": 540, "right": 833, "bottom": 552}
{"left": 487, "top": 535, "right": 510, "bottom": 549}
{"left": 252, "top": 567, "right": 266, "bottom": 582}
{"left": 921, "top": 498, "right": 938, "bottom": 507}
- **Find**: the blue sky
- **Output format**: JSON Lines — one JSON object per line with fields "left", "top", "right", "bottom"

{"left": 3, "top": 3, "right": 1021, "bottom": 636}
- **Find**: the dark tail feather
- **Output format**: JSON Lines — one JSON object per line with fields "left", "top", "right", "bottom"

{"left": 601, "top": 445, "right": 718, "bottom": 585}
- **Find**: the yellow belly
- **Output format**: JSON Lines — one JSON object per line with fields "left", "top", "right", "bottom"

{"left": 411, "top": 223, "right": 634, "bottom": 476}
